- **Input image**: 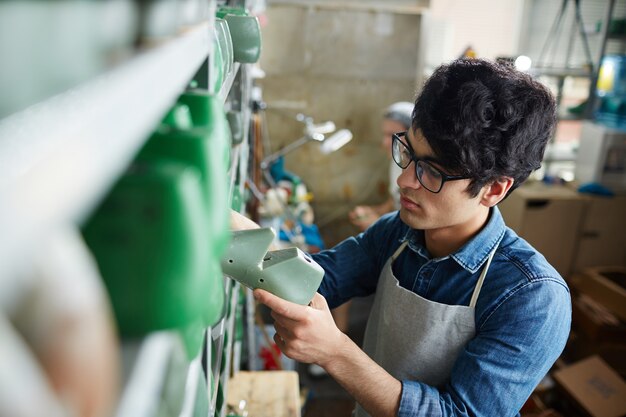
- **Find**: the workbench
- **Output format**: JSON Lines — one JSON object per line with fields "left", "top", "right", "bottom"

{"left": 227, "top": 371, "right": 301, "bottom": 417}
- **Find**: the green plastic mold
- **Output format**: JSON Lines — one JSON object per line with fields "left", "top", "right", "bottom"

{"left": 180, "top": 261, "right": 224, "bottom": 356}
{"left": 180, "top": 319, "right": 205, "bottom": 360}
{"left": 177, "top": 91, "right": 232, "bottom": 167}
{"left": 216, "top": 7, "right": 261, "bottom": 65}
{"left": 226, "top": 110, "right": 243, "bottom": 144}
{"left": 216, "top": 6, "right": 249, "bottom": 19}
{"left": 140, "top": 93, "right": 233, "bottom": 328}
{"left": 145, "top": 92, "right": 232, "bottom": 258}
{"left": 83, "top": 161, "right": 210, "bottom": 336}
{"left": 224, "top": 14, "right": 261, "bottom": 64}
{"left": 210, "top": 35, "right": 225, "bottom": 94}
{"left": 220, "top": 228, "right": 325, "bottom": 305}
{"left": 162, "top": 103, "right": 193, "bottom": 130}
{"left": 139, "top": 127, "right": 228, "bottom": 255}
{"left": 215, "top": 18, "right": 234, "bottom": 76}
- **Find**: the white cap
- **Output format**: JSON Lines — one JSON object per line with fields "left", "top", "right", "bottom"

{"left": 384, "top": 102, "right": 414, "bottom": 129}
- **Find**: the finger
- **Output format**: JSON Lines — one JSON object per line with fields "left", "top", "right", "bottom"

{"left": 254, "top": 288, "right": 308, "bottom": 321}
{"left": 273, "top": 321, "right": 293, "bottom": 341}
{"left": 230, "top": 210, "right": 260, "bottom": 230}
{"left": 270, "top": 310, "right": 299, "bottom": 327}
{"left": 273, "top": 332, "right": 287, "bottom": 351}
{"left": 309, "top": 292, "right": 329, "bottom": 310}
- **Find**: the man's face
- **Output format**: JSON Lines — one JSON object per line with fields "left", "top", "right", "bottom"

{"left": 397, "top": 129, "right": 487, "bottom": 231}
{"left": 382, "top": 119, "right": 408, "bottom": 159}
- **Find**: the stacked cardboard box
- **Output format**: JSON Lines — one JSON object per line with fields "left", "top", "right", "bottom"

{"left": 499, "top": 183, "right": 585, "bottom": 277}
{"left": 553, "top": 356, "right": 626, "bottom": 417}
{"left": 566, "top": 267, "right": 626, "bottom": 381}
{"left": 573, "top": 196, "right": 626, "bottom": 272}
{"left": 571, "top": 267, "right": 626, "bottom": 322}
{"left": 571, "top": 267, "right": 626, "bottom": 350}
{"left": 499, "top": 184, "right": 626, "bottom": 277}
{"left": 502, "top": 184, "right": 626, "bottom": 416}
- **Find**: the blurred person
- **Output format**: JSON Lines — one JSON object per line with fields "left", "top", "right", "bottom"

{"left": 234, "top": 59, "right": 570, "bottom": 417}
{"left": 349, "top": 102, "right": 413, "bottom": 231}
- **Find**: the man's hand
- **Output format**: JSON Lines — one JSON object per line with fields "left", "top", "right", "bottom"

{"left": 254, "top": 288, "right": 402, "bottom": 417}
{"left": 230, "top": 210, "right": 260, "bottom": 231}
{"left": 253, "top": 289, "right": 348, "bottom": 367}
{"left": 348, "top": 205, "right": 379, "bottom": 231}
{"left": 349, "top": 198, "right": 395, "bottom": 232}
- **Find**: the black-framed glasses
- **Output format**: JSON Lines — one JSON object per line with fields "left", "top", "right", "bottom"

{"left": 391, "top": 131, "right": 470, "bottom": 193}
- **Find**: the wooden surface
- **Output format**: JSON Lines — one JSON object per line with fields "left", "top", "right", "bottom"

{"left": 226, "top": 371, "right": 301, "bottom": 417}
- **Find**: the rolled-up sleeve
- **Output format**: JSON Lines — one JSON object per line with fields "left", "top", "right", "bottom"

{"left": 399, "top": 381, "right": 443, "bottom": 417}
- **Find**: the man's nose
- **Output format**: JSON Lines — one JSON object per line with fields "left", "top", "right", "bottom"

{"left": 397, "top": 163, "right": 421, "bottom": 190}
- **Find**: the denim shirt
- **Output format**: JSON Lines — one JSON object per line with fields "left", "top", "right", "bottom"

{"left": 312, "top": 207, "right": 571, "bottom": 417}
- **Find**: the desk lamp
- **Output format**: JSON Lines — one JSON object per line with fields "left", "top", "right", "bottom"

{"left": 259, "top": 113, "right": 353, "bottom": 178}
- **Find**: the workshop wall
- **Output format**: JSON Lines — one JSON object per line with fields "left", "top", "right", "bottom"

{"left": 258, "top": 2, "right": 428, "bottom": 246}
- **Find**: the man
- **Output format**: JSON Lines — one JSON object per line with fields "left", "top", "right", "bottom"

{"left": 349, "top": 101, "right": 414, "bottom": 231}
{"left": 239, "top": 59, "right": 571, "bottom": 417}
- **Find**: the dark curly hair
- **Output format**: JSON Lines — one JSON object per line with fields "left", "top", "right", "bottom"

{"left": 412, "top": 58, "right": 557, "bottom": 198}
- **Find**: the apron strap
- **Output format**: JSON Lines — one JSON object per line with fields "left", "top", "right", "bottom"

{"left": 390, "top": 240, "right": 495, "bottom": 307}
{"left": 469, "top": 247, "right": 497, "bottom": 308}
{"left": 391, "top": 241, "right": 409, "bottom": 261}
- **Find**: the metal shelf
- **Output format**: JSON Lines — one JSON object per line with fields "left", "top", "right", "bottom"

{"left": 607, "top": 33, "right": 626, "bottom": 41}
{"left": 268, "top": 0, "right": 428, "bottom": 14}
{"left": 115, "top": 332, "right": 185, "bottom": 417}
{"left": 209, "top": 279, "right": 241, "bottom": 415}
{"left": 0, "top": 22, "right": 210, "bottom": 284}
{"left": 218, "top": 282, "right": 241, "bottom": 416}
{"left": 530, "top": 67, "right": 592, "bottom": 78}
{"left": 220, "top": 63, "right": 242, "bottom": 103}
{"left": 0, "top": 2, "right": 256, "bottom": 414}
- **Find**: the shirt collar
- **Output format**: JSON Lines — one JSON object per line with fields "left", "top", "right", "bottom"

{"left": 402, "top": 206, "right": 506, "bottom": 273}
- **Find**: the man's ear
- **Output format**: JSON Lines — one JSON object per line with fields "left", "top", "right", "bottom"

{"left": 479, "top": 177, "right": 514, "bottom": 207}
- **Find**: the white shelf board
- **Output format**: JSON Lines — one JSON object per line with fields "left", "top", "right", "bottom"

{"left": 0, "top": 23, "right": 209, "bottom": 282}
{"left": 268, "top": 0, "right": 428, "bottom": 14}
{"left": 115, "top": 332, "right": 177, "bottom": 417}
{"left": 219, "top": 63, "right": 241, "bottom": 103}
{"left": 531, "top": 67, "right": 592, "bottom": 78}
{"left": 216, "top": 282, "right": 240, "bottom": 416}
{"left": 209, "top": 277, "right": 232, "bottom": 414}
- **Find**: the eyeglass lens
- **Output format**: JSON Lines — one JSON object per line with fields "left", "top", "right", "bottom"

{"left": 392, "top": 135, "right": 443, "bottom": 193}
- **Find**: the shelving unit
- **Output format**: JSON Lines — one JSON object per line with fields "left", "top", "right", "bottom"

{"left": 585, "top": 0, "right": 621, "bottom": 119}
{"left": 0, "top": 1, "right": 262, "bottom": 417}
{"left": 0, "top": 22, "right": 210, "bottom": 284}
{"left": 523, "top": 0, "right": 626, "bottom": 179}
{"left": 529, "top": 66, "right": 592, "bottom": 121}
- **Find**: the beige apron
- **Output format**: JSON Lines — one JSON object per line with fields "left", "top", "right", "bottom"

{"left": 355, "top": 241, "right": 497, "bottom": 417}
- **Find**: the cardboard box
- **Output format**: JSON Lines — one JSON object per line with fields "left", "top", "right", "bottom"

{"left": 572, "top": 294, "right": 626, "bottom": 343}
{"left": 573, "top": 196, "right": 626, "bottom": 272}
{"left": 564, "top": 332, "right": 626, "bottom": 378}
{"left": 553, "top": 356, "right": 626, "bottom": 417}
{"left": 571, "top": 267, "right": 626, "bottom": 322}
{"left": 499, "top": 184, "right": 585, "bottom": 277}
